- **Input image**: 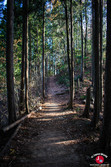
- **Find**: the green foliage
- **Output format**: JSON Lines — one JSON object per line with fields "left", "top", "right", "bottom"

{"left": 57, "top": 75, "right": 69, "bottom": 87}
{"left": 56, "top": 63, "right": 69, "bottom": 87}
{"left": 0, "top": 0, "right": 107, "bottom": 95}
{"left": 80, "top": 95, "right": 86, "bottom": 100}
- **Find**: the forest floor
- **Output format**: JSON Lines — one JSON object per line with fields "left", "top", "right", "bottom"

{"left": 0, "top": 76, "right": 109, "bottom": 167}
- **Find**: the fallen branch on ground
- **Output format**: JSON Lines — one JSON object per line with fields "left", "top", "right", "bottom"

{"left": 2, "top": 112, "right": 32, "bottom": 133}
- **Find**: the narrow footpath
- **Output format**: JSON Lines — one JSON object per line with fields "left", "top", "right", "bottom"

{"left": 1, "top": 77, "right": 83, "bottom": 167}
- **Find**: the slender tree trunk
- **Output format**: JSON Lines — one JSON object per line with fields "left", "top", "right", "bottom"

{"left": 49, "top": 54, "right": 51, "bottom": 76}
{"left": 91, "top": 0, "right": 95, "bottom": 89}
{"left": 19, "top": 0, "right": 29, "bottom": 114}
{"left": 52, "top": 37, "right": 54, "bottom": 76}
{"left": 36, "top": 25, "right": 40, "bottom": 86}
{"left": 36, "top": 25, "right": 41, "bottom": 83}
{"left": 69, "top": 0, "right": 74, "bottom": 109}
{"left": 84, "top": 0, "right": 88, "bottom": 69}
{"left": 100, "top": 0, "right": 111, "bottom": 155}
{"left": 25, "top": 0, "right": 29, "bottom": 114}
{"left": 42, "top": 0, "right": 45, "bottom": 99}
{"left": 45, "top": 55, "right": 48, "bottom": 78}
{"left": 80, "top": 0, "right": 84, "bottom": 81}
{"left": 99, "top": 0, "right": 103, "bottom": 114}
{"left": 29, "top": 22, "right": 32, "bottom": 82}
{"left": 64, "top": 0, "right": 72, "bottom": 107}
{"left": 19, "top": 0, "right": 26, "bottom": 113}
{"left": 64, "top": 0, "right": 71, "bottom": 77}
{"left": 91, "top": 0, "right": 100, "bottom": 128}
{"left": 6, "top": 0, "right": 16, "bottom": 124}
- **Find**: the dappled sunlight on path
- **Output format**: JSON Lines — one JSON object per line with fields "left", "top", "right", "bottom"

{"left": 4, "top": 77, "right": 81, "bottom": 167}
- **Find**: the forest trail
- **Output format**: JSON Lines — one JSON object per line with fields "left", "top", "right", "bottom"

{"left": 2, "top": 77, "right": 82, "bottom": 167}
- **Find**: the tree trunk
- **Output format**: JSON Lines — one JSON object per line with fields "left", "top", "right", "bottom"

{"left": 99, "top": 0, "right": 103, "bottom": 114}
{"left": 100, "top": 0, "right": 111, "bottom": 155}
{"left": 91, "top": 0, "right": 100, "bottom": 128}
{"left": 36, "top": 25, "right": 41, "bottom": 86}
{"left": 84, "top": 0, "right": 88, "bottom": 69}
{"left": 42, "top": 0, "right": 45, "bottom": 99}
{"left": 29, "top": 22, "right": 32, "bottom": 82}
{"left": 64, "top": 0, "right": 71, "bottom": 78}
{"left": 64, "top": 0, "right": 72, "bottom": 107}
{"left": 45, "top": 55, "right": 48, "bottom": 78}
{"left": 80, "top": 0, "right": 84, "bottom": 81}
{"left": 91, "top": 1, "right": 95, "bottom": 88}
{"left": 6, "top": 0, "right": 16, "bottom": 124}
{"left": 69, "top": 0, "right": 74, "bottom": 109}
{"left": 19, "top": 0, "right": 26, "bottom": 113}
{"left": 25, "top": 0, "right": 29, "bottom": 114}
{"left": 19, "top": 0, "right": 29, "bottom": 114}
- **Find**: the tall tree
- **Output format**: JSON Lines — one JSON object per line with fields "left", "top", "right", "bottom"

{"left": 64, "top": 0, "right": 72, "bottom": 107}
{"left": 80, "top": 0, "right": 84, "bottom": 81}
{"left": 42, "top": 0, "right": 45, "bottom": 99}
{"left": 6, "top": 0, "right": 16, "bottom": 124}
{"left": 91, "top": 2, "right": 95, "bottom": 87}
{"left": 25, "top": 0, "right": 29, "bottom": 114}
{"left": 84, "top": 0, "right": 88, "bottom": 69}
{"left": 99, "top": 0, "right": 103, "bottom": 118}
{"left": 19, "top": 0, "right": 26, "bottom": 112}
{"left": 69, "top": 0, "right": 74, "bottom": 109}
{"left": 91, "top": 0, "right": 100, "bottom": 127}
{"left": 100, "top": 0, "right": 111, "bottom": 155}
{"left": 29, "top": 22, "right": 32, "bottom": 82}
{"left": 19, "top": 0, "right": 29, "bottom": 114}
{"left": 64, "top": 0, "right": 70, "bottom": 77}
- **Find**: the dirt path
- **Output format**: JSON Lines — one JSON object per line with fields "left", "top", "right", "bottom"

{"left": 1, "top": 77, "right": 82, "bottom": 167}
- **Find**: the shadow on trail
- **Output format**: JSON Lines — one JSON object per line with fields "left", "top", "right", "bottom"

{"left": 0, "top": 77, "right": 93, "bottom": 167}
